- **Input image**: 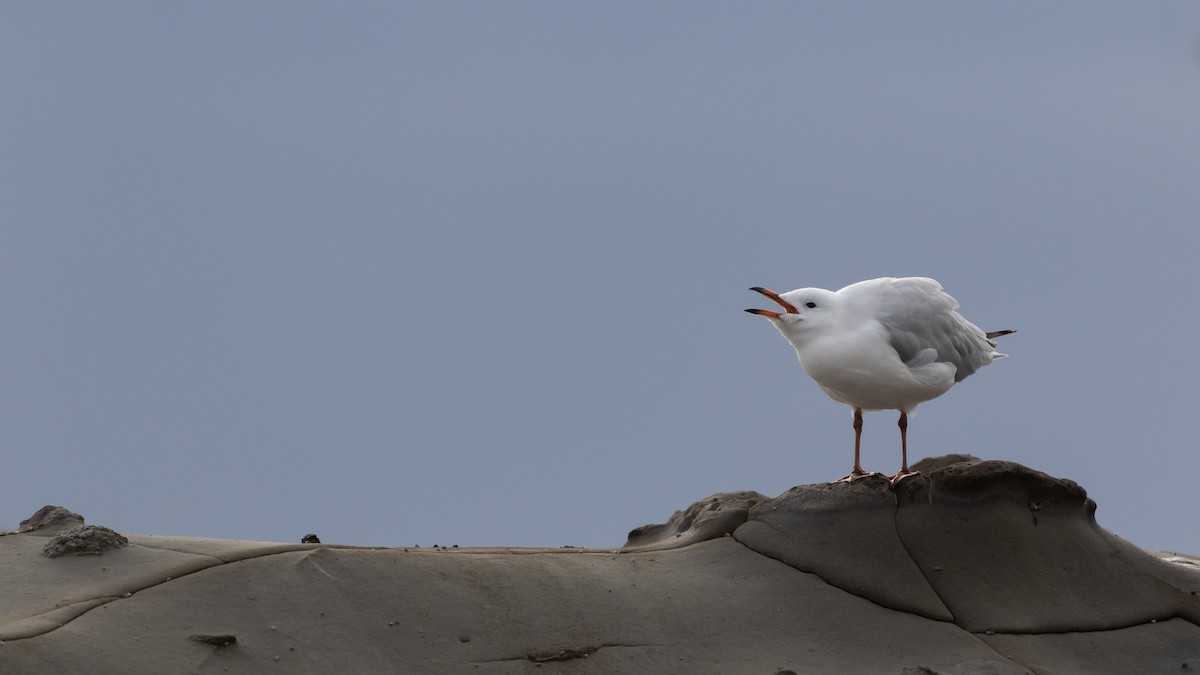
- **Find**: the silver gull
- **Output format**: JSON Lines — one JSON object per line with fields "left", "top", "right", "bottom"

{"left": 745, "top": 276, "right": 1014, "bottom": 484}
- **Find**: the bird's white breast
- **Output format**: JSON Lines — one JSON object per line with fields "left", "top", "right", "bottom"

{"left": 791, "top": 321, "right": 956, "bottom": 412}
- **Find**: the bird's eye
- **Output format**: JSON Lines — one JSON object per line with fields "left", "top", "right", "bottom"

{"left": 805, "top": 302, "right": 817, "bottom": 309}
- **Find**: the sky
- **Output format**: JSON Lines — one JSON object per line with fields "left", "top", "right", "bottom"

{"left": 3, "top": 3, "right": 1199, "bottom": 554}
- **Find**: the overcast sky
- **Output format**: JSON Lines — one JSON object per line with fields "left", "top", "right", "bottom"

{"left": 3, "top": 3, "right": 1199, "bottom": 554}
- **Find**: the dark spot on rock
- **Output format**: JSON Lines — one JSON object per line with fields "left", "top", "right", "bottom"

{"left": 189, "top": 634, "right": 237, "bottom": 647}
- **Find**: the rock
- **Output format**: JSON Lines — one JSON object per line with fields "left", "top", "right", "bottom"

{"left": 734, "top": 473, "right": 954, "bottom": 620}
{"left": 891, "top": 461, "right": 1182, "bottom": 633}
{"left": 1, "top": 458, "right": 1197, "bottom": 674}
{"left": 910, "top": 453, "right": 980, "bottom": 472}
{"left": 899, "top": 660, "right": 1030, "bottom": 675}
{"left": 17, "top": 506, "right": 85, "bottom": 536}
{"left": 623, "top": 490, "right": 766, "bottom": 551}
{"left": 732, "top": 459, "right": 1198, "bottom": 633}
{"left": 41, "top": 525, "right": 129, "bottom": 558}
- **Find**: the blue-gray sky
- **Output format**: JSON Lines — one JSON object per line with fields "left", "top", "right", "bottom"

{"left": 3, "top": 3, "right": 1199, "bottom": 553}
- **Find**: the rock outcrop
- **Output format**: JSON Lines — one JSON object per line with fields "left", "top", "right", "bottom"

{"left": 1, "top": 460, "right": 1197, "bottom": 674}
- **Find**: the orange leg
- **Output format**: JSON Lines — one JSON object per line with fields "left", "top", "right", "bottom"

{"left": 835, "top": 408, "right": 872, "bottom": 483}
{"left": 890, "top": 411, "right": 919, "bottom": 486}
{"left": 854, "top": 408, "right": 866, "bottom": 475}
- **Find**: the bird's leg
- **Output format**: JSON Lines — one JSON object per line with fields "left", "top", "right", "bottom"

{"left": 889, "top": 411, "right": 920, "bottom": 486}
{"left": 854, "top": 408, "right": 866, "bottom": 474}
{"left": 834, "top": 408, "right": 873, "bottom": 483}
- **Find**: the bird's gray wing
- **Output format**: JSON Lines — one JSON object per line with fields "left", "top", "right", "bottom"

{"left": 847, "top": 278, "right": 999, "bottom": 383}
{"left": 886, "top": 311, "right": 999, "bottom": 382}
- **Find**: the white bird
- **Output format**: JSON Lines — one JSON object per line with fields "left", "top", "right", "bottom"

{"left": 745, "top": 277, "right": 1013, "bottom": 484}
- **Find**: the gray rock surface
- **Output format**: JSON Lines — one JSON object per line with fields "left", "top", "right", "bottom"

{"left": 1, "top": 460, "right": 1197, "bottom": 674}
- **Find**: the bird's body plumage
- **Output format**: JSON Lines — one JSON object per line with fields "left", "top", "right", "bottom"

{"left": 779, "top": 277, "right": 1004, "bottom": 412}
{"left": 745, "top": 276, "right": 1012, "bottom": 483}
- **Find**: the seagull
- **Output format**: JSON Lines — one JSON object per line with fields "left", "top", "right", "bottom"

{"left": 745, "top": 277, "right": 1013, "bottom": 485}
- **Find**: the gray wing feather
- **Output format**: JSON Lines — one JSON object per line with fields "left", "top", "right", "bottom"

{"left": 884, "top": 310, "right": 998, "bottom": 382}
{"left": 846, "top": 278, "right": 999, "bottom": 382}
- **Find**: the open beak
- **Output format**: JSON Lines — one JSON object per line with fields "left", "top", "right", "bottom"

{"left": 744, "top": 287, "right": 799, "bottom": 319}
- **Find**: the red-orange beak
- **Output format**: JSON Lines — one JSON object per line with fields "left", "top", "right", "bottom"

{"left": 745, "top": 287, "right": 799, "bottom": 319}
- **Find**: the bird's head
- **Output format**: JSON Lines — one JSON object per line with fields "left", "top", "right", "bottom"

{"left": 745, "top": 286, "right": 841, "bottom": 347}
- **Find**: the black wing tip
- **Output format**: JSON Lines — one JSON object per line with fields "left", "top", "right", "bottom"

{"left": 986, "top": 329, "right": 1016, "bottom": 339}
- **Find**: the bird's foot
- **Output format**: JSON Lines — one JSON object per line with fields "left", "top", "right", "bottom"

{"left": 832, "top": 470, "right": 884, "bottom": 484}
{"left": 888, "top": 470, "right": 922, "bottom": 487}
